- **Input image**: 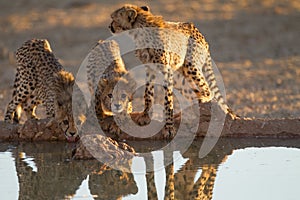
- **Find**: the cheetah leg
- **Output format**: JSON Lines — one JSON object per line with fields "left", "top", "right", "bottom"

{"left": 23, "top": 92, "right": 40, "bottom": 120}
{"left": 203, "top": 57, "right": 237, "bottom": 119}
{"left": 5, "top": 101, "right": 15, "bottom": 123}
{"left": 144, "top": 65, "right": 155, "bottom": 113}
{"left": 23, "top": 104, "right": 38, "bottom": 120}
{"left": 134, "top": 65, "right": 154, "bottom": 126}
{"left": 174, "top": 159, "right": 198, "bottom": 197}
{"left": 12, "top": 105, "right": 22, "bottom": 123}
{"left": 44, "top": 94, "right": 55, "bottom": 118}
{"left": 161, "top": 66, "right": 176, "bottom": 139}
{"left": 4, "top": 81, "right": 28, "bottom": 123}
{"left": 5, "top": 98, "right": 22, "bottom": 123}
{"left": 164, "top": 162, "right": 175, "bottom": 200}
{"left": 182, "top": 63, "right": 212, "bottom": 103}
{"left": 146, "top": 171, "right": 158, "bottom": 199}
{"left": 44, "top": 92, "right": 55, "bottom": 128}
{"left": 190, "top": 165, "right": 217, "bottom": 200}
{"left": 44, "top": 90, "right": 61, "bottom": 129}
{"left": 144, "top": 154, "right": 158, "bottom": 199}
{"left": 5, "top": 69, "right": 39, "bottom": 123}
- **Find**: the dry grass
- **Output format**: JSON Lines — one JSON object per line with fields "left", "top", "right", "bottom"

{"left": 0, "top": 0, "right": 299, "bottom": 120}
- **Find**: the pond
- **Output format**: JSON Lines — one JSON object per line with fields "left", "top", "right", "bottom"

{"left": 0, "top": 138, "right": 300, "bottom": 200}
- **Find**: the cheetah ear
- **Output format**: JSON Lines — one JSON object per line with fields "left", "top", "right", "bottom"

{"left": 140, "top": 6, "right": 150, "bottom": 12}
{"left": 127, "top": 8, "right": 137, "bottom": 23}
{"left": 53, "top": 71, "right": 75, "bottom": 93}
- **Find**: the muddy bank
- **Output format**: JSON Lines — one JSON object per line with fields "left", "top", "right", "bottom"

{"left": 0, "top": 119, "right": 66, "bottom": 141}
{"left": 1, "top": 112, "right": 299, "bottom": 142}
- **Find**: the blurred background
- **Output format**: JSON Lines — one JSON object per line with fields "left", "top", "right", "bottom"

{"left": 0, "top": 0, "right": 299, "bottom": 119}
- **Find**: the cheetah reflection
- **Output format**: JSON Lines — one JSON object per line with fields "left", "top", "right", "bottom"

{"left": 12, "top": 140, "right": 242, "bottom": 200}
{"left": 12, "top": 143, "right": 137, "bottom": 200}
{"left": 143, "top": 151, "right": 224, "bottom": 199}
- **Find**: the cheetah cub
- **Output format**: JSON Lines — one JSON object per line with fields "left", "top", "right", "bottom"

{"left": 110, "top": 5, "right": 237, "bottom": 139}
{"left": 5, "top": 39, "right": 78, "bottom": 142}
{"left": 86, "top": 40, "right": 136, "bottom": 138}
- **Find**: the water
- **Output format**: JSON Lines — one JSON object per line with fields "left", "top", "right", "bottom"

{"left": 0, "top": 138, "right": 300, "bottom": 200}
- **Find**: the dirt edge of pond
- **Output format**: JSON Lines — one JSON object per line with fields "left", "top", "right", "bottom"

{"left": 1, "top": 116, "right": 300, "bottom": 142}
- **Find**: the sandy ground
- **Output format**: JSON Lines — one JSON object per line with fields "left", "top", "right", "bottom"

{"left": 0, "top": 0, "right": 299, "bottom": 120}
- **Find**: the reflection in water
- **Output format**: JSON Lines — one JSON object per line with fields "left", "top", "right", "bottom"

{"left": 72, "top": 175, "right": 95, "bottom": 199}
{"left": 0, "top": 139, "right": 300, "bottom": 200}
{"left": 19, "top": 152, "right": 37, "bottom": 172}
{"left": 0, "top": 150, "right": 19, "bottom": 200}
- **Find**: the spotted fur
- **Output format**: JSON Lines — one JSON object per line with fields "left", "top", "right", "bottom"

{"left": 4, "top": 39, "right": 78, "bottom": 142}
{"left": 109, "top": 4, "right": 237, "bottom": 139}
{"left": 86, "top": 40, "right": 136, "bottom": 138}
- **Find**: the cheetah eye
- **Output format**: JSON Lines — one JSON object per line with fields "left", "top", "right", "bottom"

{"left": 62, "top": 120, "right": 69, "bottom": 125}
{"left": 140, "top": 6, "right": 149, "bottom": 11}
{"left": 57, "top": 101, "right": 63, "bottom": 107}
{"left": 121, "top": 94, "right": 127, "bottom": 99}
{"left": 108, "top": 93, "right": 113, "bottom": 98}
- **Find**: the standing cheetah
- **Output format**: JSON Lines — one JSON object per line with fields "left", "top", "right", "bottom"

{"left": 109, "top": 4, "right": 237, "bottom": 139}
{"left": 5, "top": 39, "right": 79, "bottom": 142}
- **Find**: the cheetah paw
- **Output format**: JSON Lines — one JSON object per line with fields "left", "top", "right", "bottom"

{"left": 108, "top": 123, "right": 121, "bottom": 136}
{"left": 132, "top": 112, "right": 151, "bottom": 126}
{"left": 162, "top": 126, "right": 176, "bottom": 140}
{"left": 100, "top": 118, "right": 121, "bottom": 137}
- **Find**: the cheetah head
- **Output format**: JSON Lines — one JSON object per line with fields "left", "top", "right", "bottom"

{"left": 53, "top": 71, "right": 79, "bottom": 142}
{"left": 109, "top": 4, "right": 151, "bottom": 33}
{"left": 98, "top": 76, "right": 135, "bottom": 116}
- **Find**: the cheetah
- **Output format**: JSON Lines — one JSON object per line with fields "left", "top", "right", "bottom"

{"left": 4, "top": 39, "right": 79, "bottom": 142}
{"left": 86, "top": 40, "right": 136, "bottom": 138}
{"left": 109, "top": 4, "right": 236, "bottom": 139}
